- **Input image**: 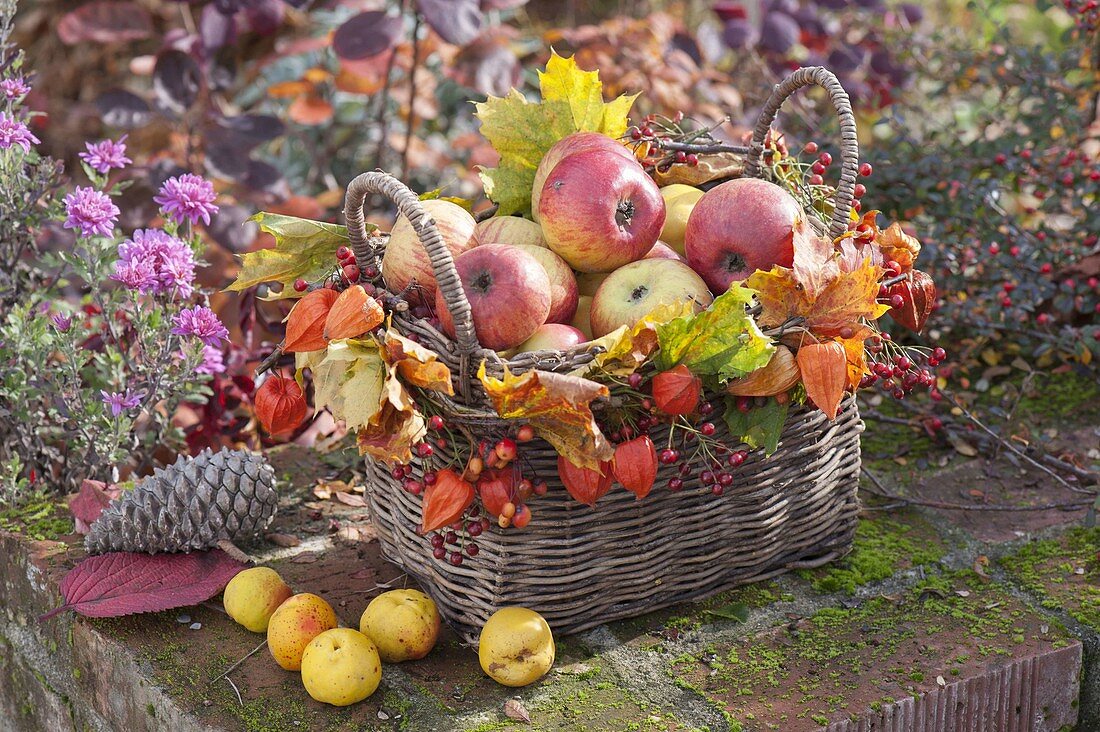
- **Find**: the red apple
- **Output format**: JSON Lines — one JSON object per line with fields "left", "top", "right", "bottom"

{"left": 513, "top": 245, "right": 578, "bottom": 324}
{"left": 434, "top": 244, "right": 550, "bottom": 351}
{"left": 383, "top": 200, "right": 479, "bottom": 304}
{"left": 516, "top": 323, "right": 587, "bottom": 353}
{"left": 539, "top": 149, "right": 665, "bottom": 273}
{"left": 590, "top": 259, "right": 713, "bottom": 337}
{"left": 644, "top": 241, "right": 684, "bottom": 262}
{"left": 475, "top": 216, "right": 548, "bottom": 249}
{"left": 531, "top": 132, "right": 635, "bottom": 222}
{"left": 684, "top": 178, "right": 804, "bottom": 293}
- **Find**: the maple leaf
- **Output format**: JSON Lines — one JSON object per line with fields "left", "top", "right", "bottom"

{"left": 225, "top": 213, "right": 368, "bottom": 300}
{"left": 475, "top": 50, "right": 639, "bottom": 216}
{"left": 477, "top": 362, "right": 613, "bottom": 470}
{"left": 382, "top": 329, "right": 454, "bottom": 395}
{"left": 747, "top": 259, "right": 891, "bottom": 338}
{"left": 356, "top": 361, "right": 427, "bottom": 465}
{"left": 655, "top": 283, "right": 774, "bottom": 381}
{"left": 791, "top": 227, "right": 839, "bottom": 298}
{"left": 40, "top": 550, "right": 245, "bottom": 620}
{"left": 311, "top": 339, "right": 387, "bottom": 431}
{"left": 838, "top": 327, "right": 875, "bottom": 390}
{"left": 575, "top": 300, "right": 695, "bottom": 377}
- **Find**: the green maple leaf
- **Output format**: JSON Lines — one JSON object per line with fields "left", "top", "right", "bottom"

{"left": 225, "top": 213, "right": 372, "bottom": 300}
{"left": 654, "top": 283, "right": 775, "bottom": 381}
{"left": 475, "top": 50, "right": 639, "bottom": 216}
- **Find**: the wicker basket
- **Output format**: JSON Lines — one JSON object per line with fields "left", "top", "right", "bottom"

{"left": 346, "top": 66, "right": 865, "bottom": 644}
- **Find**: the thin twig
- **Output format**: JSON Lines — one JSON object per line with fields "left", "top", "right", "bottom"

{"left": 211, "top": 640, "right": 268, "bottom": 683}
{"left": 256, "top": 343, "right": 285, "bottom": 377}
{"left": 225, "top": 675, "right": 244, "bottom": 707}
{"left": 655, "top": 141, "right": 752, "bottom": 155}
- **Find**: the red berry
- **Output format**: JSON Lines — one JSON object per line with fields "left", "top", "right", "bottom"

{"left": 1040, "top": 262, "right": 1053, "bottom": 274}
{"left": 700, "top": 422, "right": 716, "bottom": 436}
{"left": 700, "top": 470, "right": 715, "bottom": 485}
{"left": 430, "top": 533, "right": 444, "bottom": 548}
{"left": 890, "top": 294, "right": 905, "bottom": 309}
{"left": 429, "top": 415, "right": 445, "bottom": 431}
{"left": 853, "top": 183, "right": 867, "bottom": 198}
{"left": 859, "top": 162, "right": 873, "bottom": 176}
{"left": 1009, "top": 246, "right": 1020, "bottom": 256}
{"left": 932, "top": 347, "right": 947, "bottom": 361}
{"left": 423, "top": 471, "right": 437, "bottom": 485}
{"left": 336, "top": 246, "right": 350, "bottom": 260}
{"left": 809, "top": 174, "right": 824, "bottom": 186}
{"left": 1037, "top": 313, "right": 1050, "bottom": 325}
{"left": 994, "top": 153, "right": 1006, "bottom": 165}
{"left": 404, "top": 480, "right": 422, "bottom": 495}
{"left": 811, "top": 161, "right": 826, "bottom": 175}
{"left": 819, "top": 152, "right": 833, "bottom": 166}
{"left": 667, "top": 477, "right": 684, "bottom": 491}
{"left": 466, "top": 543, "right": 479, "bottom": 557}
{"left": 516, "top": 424, "right": 535, "bottom": 442}
{"left": 364, "top": 265, "right": 380, "bottom": 279}
{"left": 686, "top": 154, "right": 699, "bottom": 167}
{"left": 1001, "top": 297, "right": 1012, "bottom": 307}
{"left": 449, "top": 551, "right": 463, "bottom": 566}
{"left": 293, "top": 278, "right": 308, "bottom": 292}
{"left": 433, "top": 546, "right": 447, "bottom": 560}
{"left": 717, "top": 472, "right": 733, "bottom": 486}
{"left": 342, "top": 264, "right": 360, "bottom": 282}
{"left": 711, "top": 484, "right": 724, "bottom": 496}
{"left": 627, "top": 373, "right": 643, "bottom": 389}
{"left": 417, "top": 442, "right": 434, "bottom": 457}
{"left": 896, "top": 356, "right": 912, "bottom": 371}
{"left": 727, "top": 451, "right": 746, "bottom": 467}
{"left": 494, "top": 438, "right": 517, "bottom": 462}
{"left": 988, "top": 242, "right": 1000, "bottom": 254}
{"left": 659, "top": 449, "right": 679, "bottom": 465}
{"left": 803, "top": 142, "right": 819, "bottom": 154}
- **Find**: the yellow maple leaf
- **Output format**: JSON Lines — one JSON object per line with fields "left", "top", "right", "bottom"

{"left": 382, "top": 329, "right": 454, "bottom": 395}
{"left": 357, "top": 362, "right": 427, "bottom": 465}
{"left": 575, "top": 300, "right": 696, "bottom": 377}
{"left": 475, "top": 50, "right": 639, "bottom": 216}
{"left": 478, "top": 362, "right": 613, "bottom": 470}
{"left": 311, "top": 340, "right": 386, "bottom": 432}
{"left": 747, "top": 259, "right": 891, "bottom": 338}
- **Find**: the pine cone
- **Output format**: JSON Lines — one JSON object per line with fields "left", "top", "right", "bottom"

{"left": 85, "top": 448, "right": 278, "bottom": 555}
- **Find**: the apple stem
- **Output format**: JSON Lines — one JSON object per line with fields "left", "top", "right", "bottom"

{"left": 615, "top": 200, "right": 635, "bottom": 229}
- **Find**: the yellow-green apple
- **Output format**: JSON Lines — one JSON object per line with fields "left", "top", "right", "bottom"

{"left": 513, "top": 245, "right": 578, "bottom": 324}
{"left": 576, "top": 271, "right": 610, "bottom": 298}
{"left": 684, "top": 178, "right": 804, "bottom": 293}
{"left": 267, "top": 592, "right": 339, "bottom": 671}
{"left": 435, "top": 244, "right": 551, "bottom": 351}
{"left": 222, "top": 566, "right": 293, "bottom": 633}
{"left": 358, "top": 589, "right": 440, "bottom": 663}
{"left": 645, "top": 241, "right": 684, "bottom": 262}
{"left": 570, "top": 296, "right": 594, "bottom": 339}
{"left": 300, "top": 628, "right": 381, "bottom": 706}
{"left": 531, "top": 132, "right": 635, "bottom": 222}
{"left": 539, "top": 149, "right": 665, "bottom": 273}
{"left": 478, "top": 607, "right": 555, "bottom": 687}
{"left": 475, "top": 216, "right": 547, "bottom": 248}
{"left": 516, "top": 323, "right": 587, "bottom": 352}
{"left": 382, "top": 199, "right": 479, "bottom": 304}
{"left": 590, "top": 259, "right": 713, "bottom": 337}
{"left": 658, "top": 184, "right": 705, "bottom": 255}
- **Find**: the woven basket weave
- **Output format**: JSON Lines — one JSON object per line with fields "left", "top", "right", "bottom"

{"left": 347, "top": 67, "right": 864, "bottom": 644}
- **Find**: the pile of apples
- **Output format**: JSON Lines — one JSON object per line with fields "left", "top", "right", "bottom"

{"left": 380, "top": 131, "right": 805, "bottom": 351}
{"left": 221, "top": 566, "right": 557, "bottom": 707}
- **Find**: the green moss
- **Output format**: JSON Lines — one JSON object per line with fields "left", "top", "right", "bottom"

{"left": 1012, "top": 372, "right": 1100, "bottom": 424}
{"left": 798, "top": 516, "right": 943, "bottom": 594}
{"left": 1001, "top": 527, "right": 1100, "bottom": 629}
{"left": 0, "top": 497, "right": 72, "bottom": 541}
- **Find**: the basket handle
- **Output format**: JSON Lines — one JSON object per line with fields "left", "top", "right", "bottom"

{"left": 344, "top": 172, "right": 481, "bottom": 358}
{"left": 745, "top": 66, "right": 859, "bottom": 240}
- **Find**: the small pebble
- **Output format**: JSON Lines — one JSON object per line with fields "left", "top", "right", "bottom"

{"left": 377, "top": 711, "right": 390, "bottom": 720}
{"left": 176, "top": 614, "right": 191, "bottom": 624}
{"left": 203, "top": 700, "right": 213, "bottom": 708}
{"left": 189, "top": 622, "right": 202, "bottom": 630}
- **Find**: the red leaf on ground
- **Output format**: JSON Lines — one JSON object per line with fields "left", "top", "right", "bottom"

{"left": 40, "top": 550, "right": 246, "bottom": 621}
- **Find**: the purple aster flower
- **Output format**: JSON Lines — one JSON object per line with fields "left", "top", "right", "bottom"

{"left": 154, "top": 173, "right": 220, "bottom": 227}
{"left": 79, "top": 135, "right": 131, "bottom": 174}
{"left": 63, "top": 187, "right": 119, "bottom": 239}
{"left": 50, "top": 313, "right": 73, "bottom": 332}
{"left": 195, "top": 344, "right": 226, "bottom": 376}
{"left": 0, "top": 76, "right": 31, "bottom": 100}
{"left": 171, "top": 306, "right": 229, "bottom": 346}
{"left": 100, "top": 389, "right": 143, "bottom": 417}
{"left": 114, "top": 229, "right": 195, "bottom": 298}
{"left": 0, "top": 112, "right": 39, "bottom": 153}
